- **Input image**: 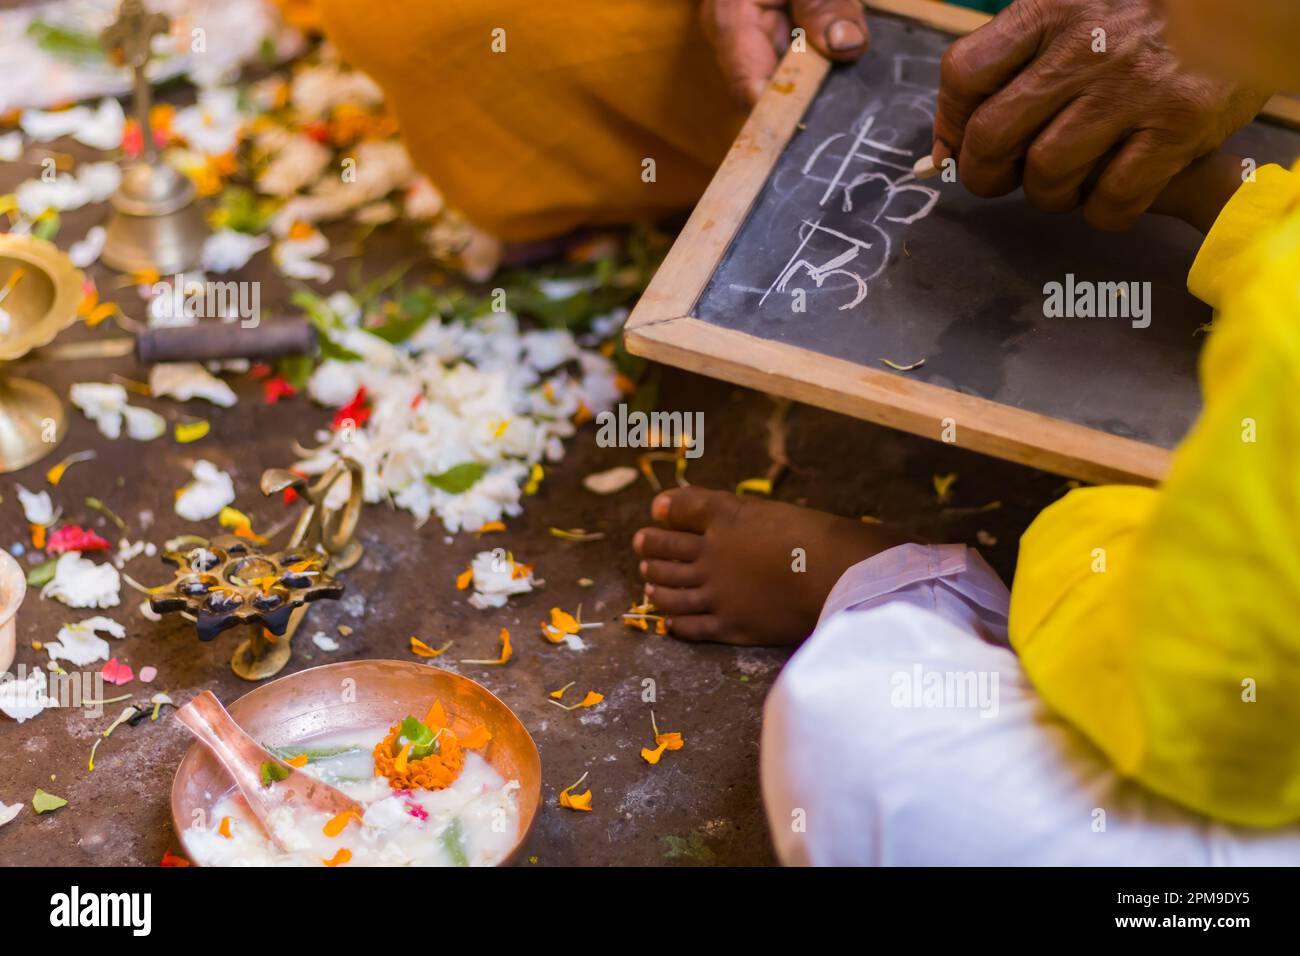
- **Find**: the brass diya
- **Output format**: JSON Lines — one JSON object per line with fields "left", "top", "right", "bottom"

{"left": 0, "top": 235, "right": 85, "bottom": 473}
{"left": 171, "top": 660, "right": 543, "bottom": 866}
{"left": 150, "top": 458, "right": 365, "bottom": 681}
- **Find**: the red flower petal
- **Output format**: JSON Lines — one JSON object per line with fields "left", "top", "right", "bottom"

{"left": 46, "top": 525, "right": 112, "bottom": 555}
{"left": 332, "top": 387, "right": 372, "bottom": 431}
{"left": 263, "top": 376, "right": 297, "bottom": 404}
{"left": 101, "top": 657, "right": 134, "bottom": 686}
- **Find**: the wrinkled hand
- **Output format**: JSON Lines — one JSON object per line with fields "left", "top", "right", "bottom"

{"left": 701, "top": 0, "right": 871, "bottom": 106}
{"left": 933, "top": 0, "right": 1270, "bottom": 231}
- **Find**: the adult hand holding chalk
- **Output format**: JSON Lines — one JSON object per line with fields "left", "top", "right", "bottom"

{"left": 701, "top": 0, "right": 872, "bottom": 106}
{"left": 926, "top": 0, "right": 1269, "bottom": 231}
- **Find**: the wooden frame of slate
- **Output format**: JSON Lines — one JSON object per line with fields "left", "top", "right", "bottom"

{"left": 625, "top": 0, "right": 1300, "bottom": 486}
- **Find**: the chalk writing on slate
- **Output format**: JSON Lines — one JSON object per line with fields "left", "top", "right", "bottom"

{"left": 693, "top": 14, "right": 1300, "bottom": 450}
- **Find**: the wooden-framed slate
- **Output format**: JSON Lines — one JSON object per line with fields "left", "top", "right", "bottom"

{"left": 624, "top": 0, "right": 1300, "bottom": 485}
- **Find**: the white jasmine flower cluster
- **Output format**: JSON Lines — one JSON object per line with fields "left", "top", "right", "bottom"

{"left": 294, "top": 310, "right": 621, "bottom": 533}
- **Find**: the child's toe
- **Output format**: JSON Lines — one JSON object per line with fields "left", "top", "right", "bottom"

{"left": 639, "top": 558, "right": 706, "bottom": 588}
{"left": 633, "top": 526, "right": 704, "bottom": 562}
{"left": 667, "top": 614, "right": 723, "bottom": 642}
{"left": 647, "top": 585, "right": 713, "bottom": 616}
{"left": 652, "top": 486, "right": 730, "bottom": 532}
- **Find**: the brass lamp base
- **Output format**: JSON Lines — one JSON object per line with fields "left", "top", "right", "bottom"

{"left": 232, "top": 619, "right": 297, "bottom": 682}
{"left": 101, "top": 162, "right": 209, "bottom": 276}
{"left": 0, "top": 375, "right": 66, "bottom": 473}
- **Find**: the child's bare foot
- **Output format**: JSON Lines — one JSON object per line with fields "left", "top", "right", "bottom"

{"left": 632, "top": 487, "right": 919, "bottom": 646}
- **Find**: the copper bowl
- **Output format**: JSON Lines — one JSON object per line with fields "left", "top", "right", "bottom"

{"left": 171, "top": 660, "right": 541, "bottom": 866}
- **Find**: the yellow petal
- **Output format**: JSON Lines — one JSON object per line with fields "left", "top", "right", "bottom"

{"left": 174, "top": 420, "right": 211, "bottom": 443}
{"left": 640, "top": 742, "right": 668, "bottom": 765}
{"left": 218, "top": 815, "right": 233, "bottom": 838}
{"left": 284, "top": 753, "right": 309, "bottom": 768}
{"left": 735, "top": 477, "right": 772, "bottom": 496}
{"left": 578, "top": 691, "right": 604, "bottom": 708}
{"left": 218, "top": 506, "right": 253, "bottom": 530}
{"left": 455, "top": 566, "right": 473, "bottom": 590}
{"left": 933, "top": 472, "right": 958, "bottom": 503}
{"left": 523, "top": 463, "right": 544, "bottom": 496}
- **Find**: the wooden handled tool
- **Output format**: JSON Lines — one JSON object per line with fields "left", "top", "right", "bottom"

{"left": 31, "top": 319, "right": 319, "bottom": 364}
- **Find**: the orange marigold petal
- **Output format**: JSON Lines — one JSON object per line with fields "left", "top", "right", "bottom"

{"left": 458, "top": 724, "right": 492, "bottom": 749}
{"left": 218, "top": 815, "right": 232, "bottom": 838}
{"left": 285, "top": 753, "right": 309, "bottom": 768}
{"left": 323, "top": 847, "right": 352, "bottom": 867}
{"left": 559, "top": 789, "right": 593, "bottom": 812}
{"left": 424, "top": 699, "right": 449, "bottom": 732}
{"left": 410, "top": 636, "right": 449, "bottom": 658}
{"left": 455, "top": 566, "right": 473, "bottom": 590}
{"left": 323, "top": 810, "right": 358, "bottom": 838}
{"left": 394, "top": 741, "right": 413, "bottom": 775}
{"left": 640, "top": 742, "right": 668, "bottom": 765}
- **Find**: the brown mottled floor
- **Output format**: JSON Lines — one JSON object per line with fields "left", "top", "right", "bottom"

{"left": 0, "top": 154, "right": 1065, "bottom": 867}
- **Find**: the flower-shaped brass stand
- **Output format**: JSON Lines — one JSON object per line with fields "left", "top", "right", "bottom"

{"left": 151, "top": 458, "right": 365, "bottom": 680}
{"left": 0, "top": 236, "right": 85, "bottom": 473}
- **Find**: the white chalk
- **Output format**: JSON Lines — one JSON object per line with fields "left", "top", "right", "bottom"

{"left": 913, "top": 154, "right": 940, "bottom": 180}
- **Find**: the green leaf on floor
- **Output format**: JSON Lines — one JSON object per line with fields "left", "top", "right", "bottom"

{"left": 32, "top": 788, "right": 67, "bottom": 814}
{"left": 26, "top": 559, "right": 57, "bottom": 588}
{"left": 426, "top": 463, "right": 487, "bottom": 494}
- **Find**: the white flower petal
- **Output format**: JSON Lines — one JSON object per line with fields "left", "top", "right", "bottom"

{"left": 174, "top": 460, "right": 235, "bottom": 522}
{"left": 41, "top": 553, "right": 122, "bottom": 609}
{"left": 0, "top": 669, "right": 51, "bottom": 723}
{"left": 149, "top": 362, "right": 238, "bottom": 408}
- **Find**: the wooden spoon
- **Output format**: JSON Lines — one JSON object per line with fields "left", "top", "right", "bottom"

{"left": 176, "top": 690, "right": 363, "bottom": 850}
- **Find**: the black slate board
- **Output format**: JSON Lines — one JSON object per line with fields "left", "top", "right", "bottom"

{"left": 693, "top": 14, "right": 1300, "bottom": 450}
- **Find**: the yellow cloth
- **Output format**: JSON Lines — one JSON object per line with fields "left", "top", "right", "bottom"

{"left": 1009, "top": 161, "right": 1300, "bottom": 827}
{"left": 312, "top": 0, "right": 746, "bottom": 242}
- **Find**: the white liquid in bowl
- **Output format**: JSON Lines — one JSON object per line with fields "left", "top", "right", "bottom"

{"left": 185, "top": 725, "right": 520, "bottom": 867}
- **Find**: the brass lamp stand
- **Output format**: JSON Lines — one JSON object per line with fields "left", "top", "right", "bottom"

{"left": 0, "top": 236, "right": 85, "bottom": 473}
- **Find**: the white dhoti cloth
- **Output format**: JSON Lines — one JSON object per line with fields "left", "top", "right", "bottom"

{"left": 760, "top": 544, "right": 1300, "bottom": 866}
